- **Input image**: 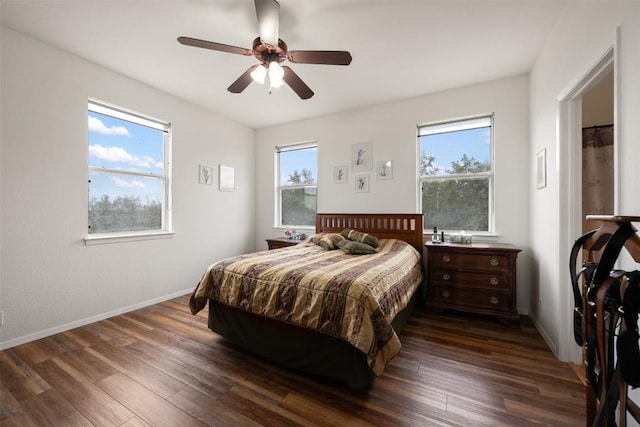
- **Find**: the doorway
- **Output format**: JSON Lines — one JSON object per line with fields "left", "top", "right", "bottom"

{"left": 557, "top": 45, "right": 616, "bottom": 363}
{"left": 582, "top": 71, "right": 615, "bottom": 233}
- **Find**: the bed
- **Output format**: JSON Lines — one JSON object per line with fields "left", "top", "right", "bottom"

{"left": 189, "top": 213, "right": 424, "bottom": 388}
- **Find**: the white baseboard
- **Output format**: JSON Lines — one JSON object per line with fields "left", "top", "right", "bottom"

{"left": 529, "top": 312, "right": 559, "bottom": 358}
{"left": 0, "top": 288, "right": 193, "bottom": 351}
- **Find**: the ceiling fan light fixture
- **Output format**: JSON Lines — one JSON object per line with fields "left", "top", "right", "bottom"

{"left": 269, "top": 61, "right": 285, "bottom": 88}
{"left": 251, "top": 64, "right": 267, "bottom": 84}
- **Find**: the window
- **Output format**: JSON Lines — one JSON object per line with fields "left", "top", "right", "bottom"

{"left": 418, "top": 115, "right": 493, "bottom": 232}
{"left": 87, "top": 100, "right": 171, "bottom": 235}
{"left": 277, "top": 142, "right": 317, "bottom": 227}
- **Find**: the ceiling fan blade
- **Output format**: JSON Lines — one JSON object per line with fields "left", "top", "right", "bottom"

{"left": 255, "top": 0, "right": 279, "bottom": 47}
{"left": 281, "top": 66, "right": 314, "bottom": 99}
{"left": 287, "top": 50, "right": 352, "bottom": 66}
{"left": 178, "top": 36, "right": 252, "bottom": 56}
{"left": 228, "top": 65, "right": 259, "bottom": 93}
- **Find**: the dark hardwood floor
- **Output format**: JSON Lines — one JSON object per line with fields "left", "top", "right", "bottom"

{"left": 1, "top": 294, "right": 584, "bottom": 426}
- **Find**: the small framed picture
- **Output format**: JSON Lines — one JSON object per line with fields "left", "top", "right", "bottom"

{"left": 352, "top": 142, "right": 373, "bottom": 171}
{"left": 354, "top": 174, "right": 369, "bottom": 193}
{"left": 376, "top": 160, "right": 393, "bottom": 180}
{"left": 219, "top": 164, "right": 235, "bottom": 192}
{"left": 334, "top": 165, "right": 348, "bottom": 184}
{"left": 199, "top": 165, "right": 213, "bottom": 185}
{"left": 536, "top": 149, "right": 546, "bottom": 189}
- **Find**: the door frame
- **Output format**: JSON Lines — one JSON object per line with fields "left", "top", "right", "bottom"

{"left": 556, "top": 39, "right": 618, "bottom": 362}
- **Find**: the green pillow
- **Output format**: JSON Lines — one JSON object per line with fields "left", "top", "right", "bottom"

{"left": 317, "top": 233, "right": 346, "bottom": 250}
{"left": 341, "top": 229, "right": 380, "bottom": 248}
{"left": 337, "top": 240, "right": 377, "bottom": 255}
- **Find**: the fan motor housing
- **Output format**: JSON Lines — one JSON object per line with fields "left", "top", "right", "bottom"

{"left": 252, "top": 37, "right": 287, "bottom": 64}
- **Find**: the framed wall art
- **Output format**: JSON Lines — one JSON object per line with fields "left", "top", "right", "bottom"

{"left": 376, "top": 160, "right": 393, "bottom": 180}
{"left": 352, "top": 142, "right": 373, "bottom": 171}
{"left": 334, "top": 165, "right": 348, "bottom": 184}
{"left": 536, "top": 148, "right": 546, "bottom": 189}
{"left": 354, "top": 174, "right": 369, "bottom": 193}
{"left": 199, "top": 165, "right": 213, "bottom": 185}
{"left": 219, "top": 164, "right": 235, "bottom": 192}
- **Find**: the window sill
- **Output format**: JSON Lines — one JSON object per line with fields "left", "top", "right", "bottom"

{"left": 84, "top": 231, "right": 175, "bottom": 246}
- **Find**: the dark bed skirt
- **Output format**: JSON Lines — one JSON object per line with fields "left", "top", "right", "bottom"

{"left": 207, "top": 291, "right": 418, "bottom": 389}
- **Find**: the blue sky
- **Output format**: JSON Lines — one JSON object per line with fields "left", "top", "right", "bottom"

{"left": 420, "top": 127, "right": 491, "bottom": 175}
{"left": 88, "top": 112, "right": 164, "bottom": 203}
{"left": 280, "top": 147, "right": 318, "bottom": 185}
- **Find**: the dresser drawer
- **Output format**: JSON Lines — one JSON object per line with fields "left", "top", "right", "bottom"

{"left": 432, "top": 269, "right": 510, "bottom": 290}
{"left": 424, "top": 242, "right": 521, "bottom": 327}
{"left": 432, "top": 285, "right": 510, "bottom": 312}
{"left": 432, "top": 252, "right": 511, "bottom": 272}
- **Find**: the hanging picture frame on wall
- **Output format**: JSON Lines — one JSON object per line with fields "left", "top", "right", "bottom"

{"left": 354, "top": 174, "right": 369, "bottom": 193}
{"left": 376, "top": 160, "right": 393, "bottom": 180}
{"left": 536, "top": 148, "right": 546, "bottom": 189}
{"left": 219, "top": 164, "right": 235, "bottom": 192}
{"left": 352, "top": 142, "right": 373, "bottom": 171}
{"left": 334, "top": 165, "right": 348, "bottom": 184}
{"left": 199, "top": 165, "right": 213, "bottom": 185}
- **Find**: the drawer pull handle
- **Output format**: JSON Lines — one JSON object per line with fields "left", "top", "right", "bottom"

{"left": 489, "top": 258, "right": 499, "bottom": 267}
{"left": 442, "top": 255, "right": 451, "bottom": 263}
{"left": 442, "top": 273, "right": 450, "bottom": 280}
{"left": 442, "top": 290, "right": 450, "bottom": 298}
{"left": 489, "top": 277, "right": 499, "bottom": 285}
{"left": 490, "top": 296, "right": 499, "bottom": 304}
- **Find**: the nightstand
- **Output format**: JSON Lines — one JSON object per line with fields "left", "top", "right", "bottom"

{"left": 266, "top": 238, "right": 301, "bottom": 250}
{"left": 424, "top": 241, "right": 521, "bottom": 328}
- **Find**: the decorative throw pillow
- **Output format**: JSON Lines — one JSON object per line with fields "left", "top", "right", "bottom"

{"left": 337, "top": 240, "right": 377, "bottom": 255}
{"left": 341, "top": 228, "right": 380, "bottom": 248}
{"left": 317, "top": 233, "right": 346, "bottom": 250}
{"left": 305, "top": 233, "right": 324, "bottom": 245}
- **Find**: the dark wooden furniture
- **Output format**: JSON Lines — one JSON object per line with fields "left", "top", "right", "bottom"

{"left": 424, "top": 241, "right": 521, "bottom": 328}
{"left": 204, "top": 213, "right": 424, "bottom": 388}
{"left": 266, "top": 237, "right": 301, "bottom": 250}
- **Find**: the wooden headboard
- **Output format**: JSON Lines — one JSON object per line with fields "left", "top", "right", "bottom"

{"left": 315, "top": 213, "right": 424, "bottom": 253}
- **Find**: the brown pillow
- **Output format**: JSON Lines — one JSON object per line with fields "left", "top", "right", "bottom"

{"left": 317, "top": 233, "right": 346, "bottom": 250}
{"left": 305, "top": 233, "right": 324, "bottom": 245}
{"left": 337, "top": 240, "right": 377, "bottom": 255}
{"left": 341, "top": 229, "right": 379, "bottom": 248}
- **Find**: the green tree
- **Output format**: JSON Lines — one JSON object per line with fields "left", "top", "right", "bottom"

{"left": 282, "top": 168, "right": 316, "bottom": 226}
{"left": 420, "top": 151, "right": 440, "bottom": 176}
{"left": 421, "top": 153, "right": 489, "bottom": 231}
{"left": 89, "top": 195, "right": 161, "bottom": 233}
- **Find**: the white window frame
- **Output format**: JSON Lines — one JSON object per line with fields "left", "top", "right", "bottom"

{"left": 418, "top": 114, "right": 495, "bottom": 234}
{"left": 85, "top": 100, "right": 173, "bottom": 245}
{"left": 275, "top": 141, "right": 318, "bottom": 229}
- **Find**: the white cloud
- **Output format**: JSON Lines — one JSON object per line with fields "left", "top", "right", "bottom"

{"left": 109, "top": 176, "right": 146, "bottom": 189}
{"left": 89, "top": 144, "right": 161, "bottom": 169}
{"left": 88, "top": 116, "right": 130, "bottom": 136}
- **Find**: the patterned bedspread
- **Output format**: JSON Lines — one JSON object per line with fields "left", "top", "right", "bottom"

{"left": 189, "top": 238, "right": 423, "bottom": 376}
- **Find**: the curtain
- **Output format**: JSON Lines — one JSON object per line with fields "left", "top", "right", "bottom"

{"left": 582, "top": 124, "right": 614, "bottom": 231}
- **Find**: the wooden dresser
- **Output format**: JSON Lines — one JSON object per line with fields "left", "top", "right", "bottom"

{"left": 266, "top": 238, "right": 301, "bottom": 250}
{"left": 424, "top": 241, "right": 521, "bottom": 328}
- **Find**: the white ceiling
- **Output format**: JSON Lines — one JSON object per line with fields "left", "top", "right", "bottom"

{"left": 0, "top": 0, "right": 566, "bottom": 129}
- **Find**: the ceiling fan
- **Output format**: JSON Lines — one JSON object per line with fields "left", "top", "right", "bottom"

{"left": 177, "top": 0, "right": 352, "bottom": 99}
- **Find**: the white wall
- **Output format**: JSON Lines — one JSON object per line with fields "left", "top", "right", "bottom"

{"left": 0, "top": 27, "right": 256, "bottom": 349}
{"left": 529, "top": 2, "right": 640, "bottom": 360}
{"left": 255, "top": 75, "right": 532, "bottom": 314}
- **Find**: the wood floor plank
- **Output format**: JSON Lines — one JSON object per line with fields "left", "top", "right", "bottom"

{"left": 18, "top": 388, "right": 94, "bottom": 426}
{"left": 97, "top": 373, "right": 205, "bottom": 427}
{"left": 0, "top": 295, "right": 585, "bottom": 426}
{"left": 167, "top": 386, "right": 263, "bottom": 427}
{"left": 32, "top": 358, "right": 136, "bottom": 425}
{"left": 85, "top": 342, "right": 188, "bottom": 399}
{"left": 0, "top": 349, "right": 51, "bottom": 401}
